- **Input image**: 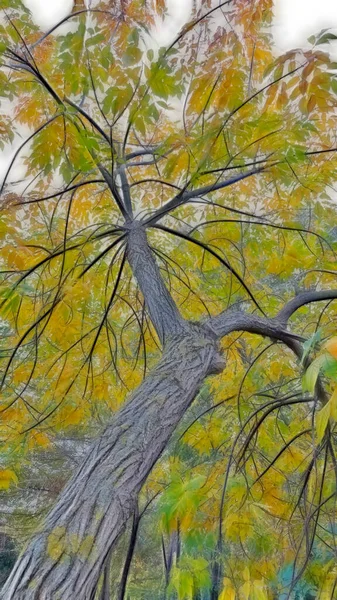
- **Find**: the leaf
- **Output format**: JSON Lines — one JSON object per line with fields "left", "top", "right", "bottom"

{"left": 28, "top": 431, "right": 51, "bottom": 450}
{"left": 169, "top": 565, "right": 194, "bottom": 600}
{"left": 159, "top": 475, "right": 206, "bottom": 531}
{"left": 316, "top": 32, "right": 337, "bottom": 46}
{"left": 219, "top": 577, "right": 236, "bottom": 600}
{"left": 307, "top": 95, "right": 316, "bottom": 114}
{"left": 251, "top": 580, "right": 269, "bottom": 600}
{"left": 188, "top": 557, "right": 210, "bottom": 589}
{"left": 330, "top": 388, "right": 337, "bottom": 421}
{"left": 324, "top": 336, "right": 337, "bottom": 359}
{"left": 315, "top": 401, "right": 331, "bottom": 443}
{"left": 0, "top": 469, "right": 18, "bottom": 490}
{"left": 122, "top": 46, "right": 142, "bottom": 66}
{"left": 301, "top": 330, "right": 321, "bottom": 365}
{"left": 302, "top": 355, "right": 327, "bottom": 393}
{"left": 239, "top": 580, "right": 251, "bottom": 600}
{"left": 321, "top": 355, "right": 337, "bottom": 380}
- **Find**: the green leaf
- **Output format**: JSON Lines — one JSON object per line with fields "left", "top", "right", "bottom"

{"left": 128, "top": 28, "right": 139, "bottom": 45}
{"left": 302, "top": 354, "right": 327, "bottom": 393}
{"left": 315, "top": 400, "right": 330, "bottom": 442}
{"left": 301, "top": 330, "right": 322, "bottom": 365}
{"left": 285, "top": 145, "right": 307, "bottom": 164}
{"left": 86, "top": 33, "right": 105, "bottom": 48}
{"left": 316, "top": 32, "right": 337, "bottom": 45}
{"left": 122, "top": 46, "right": 142, "bottom": 66}
{"left": 321, "top": 355, "right": 337, "bottom": 380}
{"left": 169, "top": 565, "right": 194, "bottom": 600}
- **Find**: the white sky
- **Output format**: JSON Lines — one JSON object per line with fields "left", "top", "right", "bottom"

{"left": 1, "top": 0, "right": 337, "bottom": 187}
{"left": 22, "top": 0, "right": 74, "bottom": 30}
{"left": 20, "top": 0, "right": 337, "bottom": 47}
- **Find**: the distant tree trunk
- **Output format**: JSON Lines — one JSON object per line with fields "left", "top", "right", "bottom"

{"left": 210, "top": 556, "right": 222, "bottom": 600}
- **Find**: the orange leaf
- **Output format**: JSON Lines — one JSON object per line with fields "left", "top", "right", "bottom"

{"left": 324, "top": 337, "right": 337, "bottom": 359}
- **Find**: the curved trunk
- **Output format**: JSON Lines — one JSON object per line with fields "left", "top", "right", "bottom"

{"left": 1, "top": 329, "right": 223, "bottom": 599}
{"left": 1, "top": 225, "right": 226, "bottom": 599}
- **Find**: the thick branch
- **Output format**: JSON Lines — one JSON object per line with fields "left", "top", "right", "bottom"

{"left": 125, "top": 146, "right": 159, "bottom": 160}
{"left": 208, "top": 289, "right": 337, "bottom": 341}
{"left": 276, "top": 290, "right": 337, "bottom": 323}
{"left": 126, "top": 225, "right": 186, "bottom": 344}
{"left": 206, "top": 311, "right": 302, "bottom": 345}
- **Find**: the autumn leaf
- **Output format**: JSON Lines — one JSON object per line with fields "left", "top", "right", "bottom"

{"left": 324, "top": 336, "right": 337, "bottom": 359}
{"left": 0, "top": 469, "right": 18, "bottom": 491}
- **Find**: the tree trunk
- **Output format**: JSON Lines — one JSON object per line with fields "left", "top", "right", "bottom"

{"left": 0, "top": 221, "right": 312, "bottom": 599}
{"left": 1, "top": 328, "right": 224, "bottom": 599}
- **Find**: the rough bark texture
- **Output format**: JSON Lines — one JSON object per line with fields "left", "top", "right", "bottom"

{"left": 126, "top": 225, "right": 187, "bottom": 344}
{"left": 1, "top": 328, "right": 224, "bottom": 599}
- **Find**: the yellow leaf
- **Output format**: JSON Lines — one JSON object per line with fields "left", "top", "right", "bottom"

{"left": 307, "top": 94, "right": 316, "bottom": 114}
{"left": 330, "top": 388, "right": 337, "bottom": 421}
{"left": 219, "top": 577, "right": 236, "bottom": 600}
{"left": 28, "top": 431, "right": 51, "bottom": 450}
{"left": 56, "top": 404, "right": 85, "bottom": 428}
{"left": 251, "top": 579, "right": 269, "bottom": 600}
{"left": 315, "top": 401, "right": 331, "bottom": 443}
{"left": 0, "top": 469, "right": 18, "bottom": 490}
{"left": 239, "top": 580, "right": 251, "bottom": 600}
{"left": 224, "top": 511, "right": 253, "bottom": 541}
{"left": 319, "top": 569, "right": 337, "bottom": 600}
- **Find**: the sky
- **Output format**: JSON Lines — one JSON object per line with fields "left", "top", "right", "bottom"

{"left": 1, "top": 0, "right": 337, "bottom": 186}
{"left": 20, "top": 0, "right": 337, "bottom": 48}
{"left": 273, "top": 0, "right": 337, "bottom": 51}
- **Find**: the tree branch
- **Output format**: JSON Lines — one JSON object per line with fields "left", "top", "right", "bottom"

{"left": 206, "top": 311, "right": 303, "bottom": 344}
{"left": 97, "top": 164, "right": 129, "bottom": 220}
{"left": 126, "top": 225, "right": 187, "bottom": 345}
{"left": 144, "top": 167, "right": 264, "bottom": 226}
{"left": 118, "top": 164, "right": 133, "bottom": 219}
{"left": 207, "top": 289, "right": 337, "bottom": 341}
{"left": 276, "top": 290, "right": 337, "bottom": 323}
{"left": 125, "top": 146, "right": 160, "bottom": 160}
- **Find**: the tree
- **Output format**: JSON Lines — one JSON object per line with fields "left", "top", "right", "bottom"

{"left": 0, "top": 0, "right": 337, "bottom": 598}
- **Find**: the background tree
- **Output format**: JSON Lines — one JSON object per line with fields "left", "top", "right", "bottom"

{"left": 0, "top": 0, "right": 337, "bottom": 598}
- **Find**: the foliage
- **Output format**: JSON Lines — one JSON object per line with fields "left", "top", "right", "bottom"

{"left": 0, "top": 0, "right": 337, "bottom": 597}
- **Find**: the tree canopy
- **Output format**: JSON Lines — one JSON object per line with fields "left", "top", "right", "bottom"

{"left": 1, "top": 1, "right": 337, "bottom": 598}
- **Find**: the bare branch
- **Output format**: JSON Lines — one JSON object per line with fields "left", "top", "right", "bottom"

{"left": 277, "top": 290, "right": 337, "bottom": 323}
{"left": 206, "top": 310, "right": 303, "bottom": 344}
{"left": 144, "top": 167, "right": 265, "bottom": 226}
